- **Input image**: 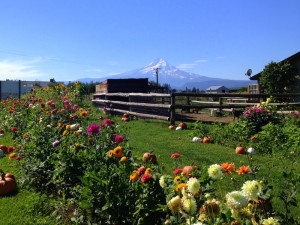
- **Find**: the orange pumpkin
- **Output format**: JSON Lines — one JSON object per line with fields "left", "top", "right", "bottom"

{"left": 182, "top": 165, "right": 198, "bottom": 177}
{"left": 168, "top": 125, "right": 176, "bottom": 130}
{"left": 178, "top": 122, "right": 187, "bottom": 130}
{"left": 0, "top": 170, "right": 17, "bottom": 196}
{"left": 121, "top": 117, "right": 129, "bottom": 122}
{"left": 202, "top": 136, "right": 211, "bottom": 144}
{"left": 235, "top": 146, "right": 246, "bottom": 154}
{"left": 142, "top": 152, "right": 158, "bottom": 164}
{"left": 123, "top": 113, "right": 129, "bottom": 119}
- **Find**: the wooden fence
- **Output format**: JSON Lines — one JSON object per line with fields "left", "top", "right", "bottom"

{"left": 92, "top": 92, "right": 300, "bottom": 124}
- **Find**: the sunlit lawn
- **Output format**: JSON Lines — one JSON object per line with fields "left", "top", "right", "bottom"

{"left": 0, "top": 116, "right": 299, "bottom": 224}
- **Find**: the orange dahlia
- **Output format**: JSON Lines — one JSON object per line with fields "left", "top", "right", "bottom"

{"left": 221, "top": 162, "right": 235, "bottom": 174}
{"left": 237, "top": 165, "right": 250, "bottom": 175}
{"left": 113, "top": 146, "right": 123, "bottom": 158}
{"left": 175, "top": 183, "right": 187, "bottom": 192}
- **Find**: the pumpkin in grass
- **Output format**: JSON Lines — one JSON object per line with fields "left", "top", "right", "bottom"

{"left": 192, "top": 137, "right": 201, "bottom": 142}
{"left": 0, "top": 129, "right": 4, "bottom": 134}
{"left": 0, "top": 145, "right": 8, "bottom": 153}
{"left": 142, "top": 152, "right": 158, "bottom": 164}
{"left": 168, "top": 125, "right": 176, "bottom": 130}
{"left": 123, "top": 113, "right": 129, "bottom": 119}
{"left": 0, "top": 170, "right": 17, "bottom": 196}
{"left": 121, "top": 117, "right": 129, "bottom": 122}
{"left": 182, "top": 165, "right": 198, "bottom": 177}
{"left": 202, "top": 136, "right": 211, "bottom": 144}
{"left": 235, "top": 145, "right": 246, "bottom": 154}
{"left": 177, "top": 122, "right": 187, "bottom": 130}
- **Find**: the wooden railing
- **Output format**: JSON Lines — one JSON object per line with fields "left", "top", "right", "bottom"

{"left": 93, "top": 93, "right": 172, "bottom": 121}
{"left": 92, "top": 92, "right": 300, "bottom": 124}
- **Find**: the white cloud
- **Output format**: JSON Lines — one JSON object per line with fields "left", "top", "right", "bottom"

{"left": 0, "top": 58, "right": 45, "bottom": 80}
{"left": 195, "top": 59, "right": 208, "bottom": 63}
{"left": 177, "top": 58, "right": 208, "bottom": 69}
{"left": 177, "top": 63, "right": 197, "bottom": 69}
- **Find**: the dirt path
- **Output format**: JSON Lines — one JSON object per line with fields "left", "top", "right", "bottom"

{"left": 176, "top": 112, "right": 235, "bottom": 123}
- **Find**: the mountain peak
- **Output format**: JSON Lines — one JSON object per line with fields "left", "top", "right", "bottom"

{"left": 141, "top": 58, "right": 177, "bottom": 75}
{"left": 77, "top": 58, "right": 255, "bottom": 90}
{"left": 147, "top": 58, "right": 169, "bottom": 68}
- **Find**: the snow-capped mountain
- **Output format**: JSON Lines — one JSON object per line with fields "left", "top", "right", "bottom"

{"left": 78, "top": 58, "right": 255, "bottom": 90}
{"left": 116, "top": 58, "right": 218, "bottom": 85}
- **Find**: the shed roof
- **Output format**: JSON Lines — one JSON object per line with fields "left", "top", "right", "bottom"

{"left": 206, "top": 85, "right": 228, "bottom": 91}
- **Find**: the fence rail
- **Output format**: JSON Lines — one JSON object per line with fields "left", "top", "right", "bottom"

{"left": 92, "top": 92, "right": 300, "bottom": 124}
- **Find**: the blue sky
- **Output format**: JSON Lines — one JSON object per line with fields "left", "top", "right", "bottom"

{"left": 0, "top": 0, "right": 299, "bottom": 82}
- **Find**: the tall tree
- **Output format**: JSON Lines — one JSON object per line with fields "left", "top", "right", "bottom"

{"left": 259, "top": 61, "right": 298, "bottom": 93}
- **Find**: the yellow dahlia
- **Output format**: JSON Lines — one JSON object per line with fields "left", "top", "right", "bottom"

{"left": 241, "top": 180, "right": 262, "bottom": 200}
{"left": 175, "top": 183, "right": 187, "bottom": 192}
{"left": 261, "top": 217, "right": 280, "bottom": 225}
{"left": 181, "top": 194, "right": 197, "bottom": 215}
{"left": 226, "top": 191, "right": 247, "bottom": 210}
{"left": 159, "top": 176, "right": 166, "bottom": 188}
{"left": 120, "top": 156, "right": 127, "bottom": 163}
{"left": 208, "top": 164, "right": 223, "bottom": 180}
{"left": 167, "top": 196, "right": 181, "bottom": 214}
{"left": 187, "top": 177, "right": 201, "bottom": 195}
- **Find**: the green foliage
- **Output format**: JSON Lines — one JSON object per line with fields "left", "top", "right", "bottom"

{"left": 251, "top": 122, "right": 287, "bottom": 154}
{"left": 242, "top": 101, "right": 284, "bottom": 133}
{"left": 211, "top": 121, "right": 255, "bottom": 147}
{"left": 259, "top": 61, "right": 298, "bottom": 94}
{"left": 276, "top": 151, "right": 300, "bottom": 225}
{"left": 1, "top": 86, "right": 300, "bottom": 224}
{"left": 0, "top": 85, "right": 167, "bottom": 224}
{"left": 191, "top": 121, "right": 211, "bottom": 137}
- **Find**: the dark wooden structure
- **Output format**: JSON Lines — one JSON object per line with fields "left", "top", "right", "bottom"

{"left": 93, "top": 92, "right": 300, "bottom": 124}
{"left": 95, "top": 78, "right": 149, "bottom": 93}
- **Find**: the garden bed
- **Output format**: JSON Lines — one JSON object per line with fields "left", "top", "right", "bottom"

{"left": 1, "top": 85, "right": 299, "bottom": 225}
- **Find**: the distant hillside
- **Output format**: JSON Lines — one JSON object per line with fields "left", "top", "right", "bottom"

{"left": 182, "top": 79, "right": 255, "bottom": 90}
{"left": 77, "top": 58, "right": 256, "bottom": 90}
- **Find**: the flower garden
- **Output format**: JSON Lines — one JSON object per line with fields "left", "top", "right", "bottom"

{"left": 0, "top": 83, "right": 300, "bottom": 225}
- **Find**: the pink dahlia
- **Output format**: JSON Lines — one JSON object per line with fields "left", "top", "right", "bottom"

{"left": 136, "top": 166, "right": 146, "bottom": 176}
{"left": 87, "top": 124, "right": 100, "bottom": 135}
{"left": 114, "top": 135, "right": 124, "bottom": 143}
{"left": 101, "top": 118, "right": 114, "bottom": 127}
{"left": 141, "top": 173, "right": 152, "bottom": 183}
{"left": 171, "top": 153, "right": 181, "bottom": 158}
{"left": 173, "top": 168, "right": 183, "bottom": 175}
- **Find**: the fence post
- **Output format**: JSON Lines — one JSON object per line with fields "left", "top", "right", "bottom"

{"left": 170, "top": 94, "right": 176, "bottom": 125}
{"left": 18, "top": 80, "right": 21, "bottom": 100}
{"left": 219, "top": 97, "right": 223, "bottom": 113}
{"left": 186, "top": 95, "right": 190, "bottom": 112}
{"left": 128, "top": 95, "right": 132, "bottom": 112}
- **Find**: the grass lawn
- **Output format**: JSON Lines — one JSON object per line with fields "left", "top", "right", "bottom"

{"left": 122, "top": 117, "right": 300, "bottom": 219}
{"left": 0, "top": 116, "right": 299, "bottom": 224}
{"left": 0, "top": 135, "right": 56, "bottom": 225}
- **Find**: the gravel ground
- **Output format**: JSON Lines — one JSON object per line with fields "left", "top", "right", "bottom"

{"left": 176, "top": 111, "right": 235, "bottom": 123}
